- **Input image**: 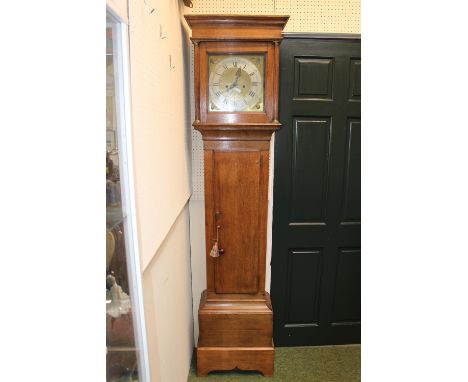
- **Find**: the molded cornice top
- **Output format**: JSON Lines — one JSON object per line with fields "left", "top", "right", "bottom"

{"left": 184, "top": 14, "right": 289, "bottom": 41}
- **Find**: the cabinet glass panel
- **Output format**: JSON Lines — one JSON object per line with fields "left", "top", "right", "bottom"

{"left": 106, "top": 16, "right": 141, "bottom": 382}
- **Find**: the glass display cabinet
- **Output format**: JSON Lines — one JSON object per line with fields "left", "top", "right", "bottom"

{"left": 106, "top": 9, "right": 149, "bottom": 382}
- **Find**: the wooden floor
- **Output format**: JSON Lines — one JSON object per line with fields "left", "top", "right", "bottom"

{"left": 187, "top": 345, "right": 360, "bottom": 381}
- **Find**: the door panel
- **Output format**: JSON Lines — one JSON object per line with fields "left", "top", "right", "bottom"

{"left": 290, "top": 118, "right": 331, "bottom": 223}
{"left": 214, "top": 151, "right": 261, "bottom": 293}
{"left": 285, "top": 249, "right": 323, "bottom": 326}
{"left": 294, "top": 57, "right": 334, "bottom": 100}
{"left": 271, "top": 36, "right": 361, "bottom": 346}
{"left": 342, "top": 120, "right": 361, "bottom": 222}
{"left": 331, "top": 248, "right": 361, "bottom": 324}
{"left": 349, "top": 59, "right": 361, "bottom": 100}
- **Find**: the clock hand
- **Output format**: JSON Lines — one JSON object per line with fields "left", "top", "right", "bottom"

{"left": 232, "top": 68, "right": 242, "bottom": 86}
{"left": 227, "top": 68, "right": 242, "bottom": 91}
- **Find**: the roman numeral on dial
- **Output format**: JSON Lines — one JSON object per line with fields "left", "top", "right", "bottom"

{"left": 249, "top": 90, "right": 256, "bottom": 97}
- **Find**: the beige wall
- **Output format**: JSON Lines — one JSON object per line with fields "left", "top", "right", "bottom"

{"left": 107, "top": 0, "right": 128, "bottom": 21}
{"left": 183, "top": 0, "right": 360, "bottom": 33}
{"left": 128, "top": 0, "right": 194, "bottom": 381}
{"left": 129, "top": 0, "right": 192, "bottom": 271}
{"left": 142, "top": 205, "right": 193, "bottom": 382}
{"left": 182, "top": 0, "right": 361, "bottom": 345}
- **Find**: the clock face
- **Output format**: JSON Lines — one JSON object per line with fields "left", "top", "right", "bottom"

{"left": 208, "top": 54, "right": 264, "bottom": 112}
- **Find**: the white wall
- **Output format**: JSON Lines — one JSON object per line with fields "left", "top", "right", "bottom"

{"left": 127, "top": 0, "right": 194, "bottom": 381}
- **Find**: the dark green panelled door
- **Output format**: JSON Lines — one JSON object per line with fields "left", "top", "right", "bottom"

{"left": 271, "top": 36, "right": 361, "bottom": 346}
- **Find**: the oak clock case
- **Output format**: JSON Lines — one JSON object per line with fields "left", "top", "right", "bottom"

{"left": 185, "top": 15, "right": 289, "bottom": 378}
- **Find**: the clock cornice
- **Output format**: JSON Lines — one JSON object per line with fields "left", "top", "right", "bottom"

{"left": 184, "top": 14, "right": 289, "bottom": 41}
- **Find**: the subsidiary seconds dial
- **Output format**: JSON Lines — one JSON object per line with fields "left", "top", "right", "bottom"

{"left": 208, "top": 55, "right": 264, "bottom": 112}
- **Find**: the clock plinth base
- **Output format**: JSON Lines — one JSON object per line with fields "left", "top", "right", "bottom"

{"left": 197, "top": 290, "right": 274, "bottom": 376}
{"left": 196, "top": 346, "right": 274, "bottom": 377}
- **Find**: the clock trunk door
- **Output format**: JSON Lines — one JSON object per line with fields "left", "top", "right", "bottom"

{"left": 213, "top": 151, "right": 262, "bottom": 294}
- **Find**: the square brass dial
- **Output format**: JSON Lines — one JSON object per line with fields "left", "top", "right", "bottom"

{"left": 208, "top": 54, "right": 265, "bottom": 112}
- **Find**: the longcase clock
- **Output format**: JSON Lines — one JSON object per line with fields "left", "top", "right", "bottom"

{"left": 184, "top": 14, "right": 289, "bottom": 377}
